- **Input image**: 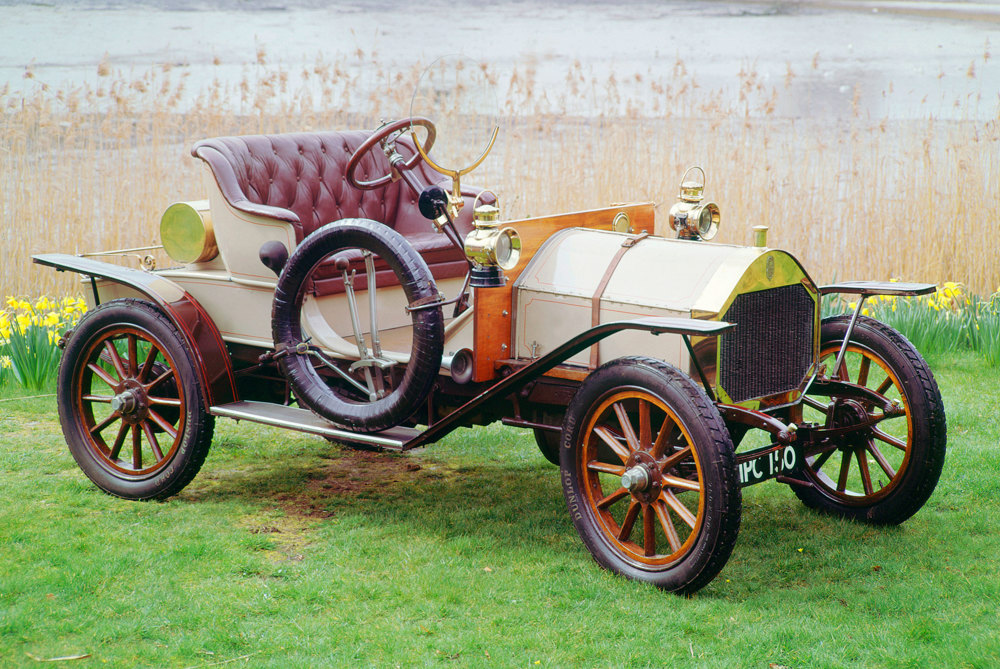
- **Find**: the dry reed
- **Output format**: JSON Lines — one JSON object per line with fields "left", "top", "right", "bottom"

{"left": 2, "top": 52, "right": 997, "bottom": 297}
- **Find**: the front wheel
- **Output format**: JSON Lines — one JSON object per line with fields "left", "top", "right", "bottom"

{"left": 560, "top": 356, "right": 741, "bottom": 594}
{"left": 57, "top": 298, "right": 214, "bottom": 500}
{"left": 792, "top": 316, "right": 947, "bottom": 524}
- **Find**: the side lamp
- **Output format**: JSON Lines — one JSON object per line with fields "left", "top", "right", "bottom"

{"left": 667, "top": 166, "right": 721, "bottom": 241}
{"left": 464, "top": 190, "right": 521, "bottom": 288}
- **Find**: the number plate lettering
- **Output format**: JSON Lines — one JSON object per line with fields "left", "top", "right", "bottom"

{"left": 737, "top": 444, "right": 799, "bottom": 487}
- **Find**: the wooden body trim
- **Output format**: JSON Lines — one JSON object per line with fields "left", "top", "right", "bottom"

{"left": 471, "top": 203, "right": 655, "bottom": 382}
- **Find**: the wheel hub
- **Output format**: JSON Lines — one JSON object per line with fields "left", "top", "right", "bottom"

{"left": 111, "top": 379, "right": 148, "bottom": 423}
{"left": 622, "top": 451, "right": 662, "bottom": 503}
{"left": 831, "top": 399, "right": 872, "bottom": 448}
{"left": 110, "top": 390, "right": 138, "bottom": 414}
{"left": 621, "top": 466, "right": 651, "bottom": 493}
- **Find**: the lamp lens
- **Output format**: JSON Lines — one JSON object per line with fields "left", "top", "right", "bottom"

{"left": 495, "top": 233, "right": 512, "bottom": 264}
{"left": 699, "top": 207, "right": 713, "bottom": 234}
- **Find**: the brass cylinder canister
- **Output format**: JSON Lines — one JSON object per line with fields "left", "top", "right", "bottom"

{"left": 160, "top": 200, "right": 217, "bottom": 264}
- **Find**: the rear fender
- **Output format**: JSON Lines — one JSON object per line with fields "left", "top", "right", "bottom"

{"left": 33, "top": 254, "right": 238, "bottom": 406}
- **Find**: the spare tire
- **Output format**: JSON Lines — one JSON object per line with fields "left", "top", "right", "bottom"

{"left": 272, "top": 218, "right": 444, "bottom": 432}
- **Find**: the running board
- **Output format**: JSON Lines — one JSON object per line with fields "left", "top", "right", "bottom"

{"left": 209, "top": 401, "right": 421, "bottom": 451}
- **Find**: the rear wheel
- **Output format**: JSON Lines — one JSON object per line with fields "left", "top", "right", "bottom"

{"left": 533, "top": 428, "right": 560, "bottom": 466}
{"left": 560, "top": 356, "right": 740, "bottom": 594}
{"left": 57, "top": 298, "right": 214, "bottom": 500}
{"left": 793, "top": 316, "right": 946, "bottom": 524}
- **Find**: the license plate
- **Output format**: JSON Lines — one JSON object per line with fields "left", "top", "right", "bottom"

{"left": 737, "top": 444, "right": 799, "bottom": 487}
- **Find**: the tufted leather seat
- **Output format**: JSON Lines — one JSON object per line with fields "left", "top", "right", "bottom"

{"left": 192, "top": 130, "right": 484, "bottom": 293}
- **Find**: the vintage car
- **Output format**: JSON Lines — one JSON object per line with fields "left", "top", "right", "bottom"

{"left": 34, "top": 64, "right": 946, "bottom": 594}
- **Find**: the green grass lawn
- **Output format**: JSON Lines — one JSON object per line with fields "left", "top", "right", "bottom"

{"left": 1, "top": 351, "right": 998, "bottom": 668}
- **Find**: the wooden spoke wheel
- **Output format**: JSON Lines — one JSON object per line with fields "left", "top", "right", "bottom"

{"left": 560, "top": 357, "right": 740, "bottom": 594}
{"left": 532, "top": 428, "right": 560, "bottom": 466}
{"left": 57, "top": 299, "right": 213, "bottom": 500}
{"left": 793, "top": 316, "right": 946, "bottom": 524}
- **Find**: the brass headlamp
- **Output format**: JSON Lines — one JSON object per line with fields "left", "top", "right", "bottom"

{"left": 668, "top": 166, "right": 720, "bottom": 241}
{"left": 160, "top": 200, "right": 218, "bottom": 263}
{"left": 464, "top": 191, "right": 521, "bottom": 288}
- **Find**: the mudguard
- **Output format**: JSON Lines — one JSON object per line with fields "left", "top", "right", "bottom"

{"left": 32, "top": 254, "right": 237, "bottom": 406}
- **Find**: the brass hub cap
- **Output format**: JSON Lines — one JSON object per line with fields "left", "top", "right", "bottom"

{"left": 622, "top": 451, "right": 663, "bottom": 504}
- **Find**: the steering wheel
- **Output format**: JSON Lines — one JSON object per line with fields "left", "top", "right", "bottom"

{"left": 346, "top": 117, "right": 437, "bottom": 190}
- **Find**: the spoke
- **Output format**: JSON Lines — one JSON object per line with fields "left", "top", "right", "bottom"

{"left": 836, "top": 451, "right": 852, "bottom": 492}
{"left": 131, "top": 425, "right": 142, "bottom": 469}
{"left": 127, "top": 334, "right": 138, "bottom": 374}
{"left": 652, "top": 500, "right": 682, "bottom": 553}
{"left": 147, "top": 409, "right": 179, "bottom": 440}
{"left": 662, "top": 473, "right": 701, "bottom": 492}
{"left": 90, "top": 410, "right": 121, "bottom": 436}
{"left": 593, "top": 426, "right": 631, "bottom": 464}
{"left": 108, "top": 422, "right": 129, "bottom": 460}
{"left": 587, "top": 460, "right": 626, "bottom": 476}
{"left": 802, "top": 395, "right": 830, "bottom": 413}
{"left": 857, "top": 356, "right": 872, "bottom": 387}
{"left": 146, "top": 367, "right": 174, "bottom": 392}
{"left": 661, "top": 490, "right": 697, "bottom": 528}
{"left": 866, "top": 442, "right": 896, "bottom": 481}
{"left": 643, "top": 505, "right": 656, "bottom": 557}
{"left": 811, "top": 447, "right": 836, "bottom": 472}
{"left": 597, "top": 487, "right": 630, "bottom": 509}
{"left": 137, "top": 344, "right": 158, "bottom": 383}
{"left": 617, "top": 501, "right": 640, "bottom": 542}
{"left": 86, "top": 362, "right": 119, "bottom": 390}
{"left": 613, "top": 403, "right": 640, "bottom": 454}
{"left": 837, "top": 356, "right": 851, "bottom": 382}
{"left": 876, "top": 377, "right": 893, "bottom": 395}
{"left": 650, "top": 414, "right": 677, "bottom": 459}
{"left": 104, "top": 340, "right": 128, "bottom": 380}
{"left": 140, "top": 422, "right": 165, "bottom": 462}
{"left": 873, "top": 428, "right": 908, "bottom": 452}
{"left": 658, "top": 445, "right": 692, "bottom": 474}
{"left": 638, "top": 400, "right": 651, "bottom": 450}
{"left": 856, "top": 449, "right": 874, "bottom": 496}
{"left": 147, "top": 396, "right": 183, "bottom": 407}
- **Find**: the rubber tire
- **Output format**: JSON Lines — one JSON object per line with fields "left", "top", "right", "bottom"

{"left": 533, "top": 428, "right": 560, "bottom": 466}
{"left": 792, "top": 316, "right": 947, "bottom": 525}
{"left": 272, "top": 218, "right": 444, "bottom": 433}
{"left": 57, "top": 298, "right": 214, "bottom": 500}
{"left": 560, "top": 356, "right": 741, "bottom": 594}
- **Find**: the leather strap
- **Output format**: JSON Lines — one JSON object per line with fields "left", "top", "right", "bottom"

{"left": 589, "top": 231, "right": 649, "bottom": 368}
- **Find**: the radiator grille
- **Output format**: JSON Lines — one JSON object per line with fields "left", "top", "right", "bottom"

{"left": 719, "top": 284, "right": 815, "bottom": 403}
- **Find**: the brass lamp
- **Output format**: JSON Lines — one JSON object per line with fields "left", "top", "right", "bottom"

{"left": 668, "top": 166, "right": 720, "bottom": 241}
{"left": 464, "top": 192, "right": 521, "bottom": 288}
{"left": 160, "top": 200, "right": 217, "bottom": 263}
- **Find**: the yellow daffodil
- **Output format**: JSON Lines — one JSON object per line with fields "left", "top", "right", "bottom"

{"left": 34, "top": 296, "right": 56, "bottom": 312}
